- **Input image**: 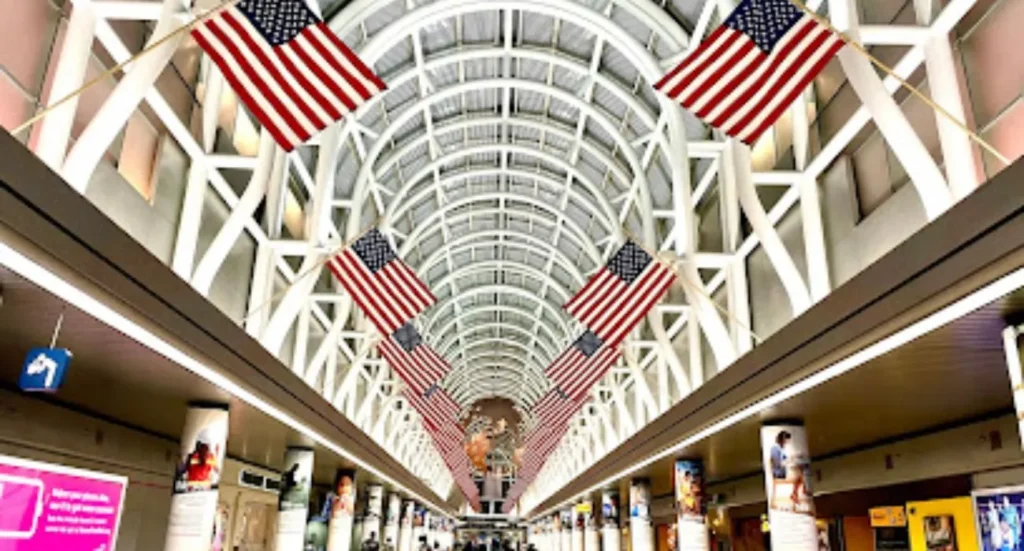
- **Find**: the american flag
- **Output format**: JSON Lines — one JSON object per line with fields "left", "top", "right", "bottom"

{"left": 379, "top": 323, "right": 451, "bottom": 395}
{"left": 532, "top": 389, "right": 584, "bottom": 428}
{"left": 564, "top": 240, "right": 675, "bottom": 349}
{"left": 327, "top": 229, "right": 436, "bottom": 336}
{"left": 192, "top": 0, "right": 386, "bottom": 151}
{"left": 654, "top": 0, "right": 844, "bottom": 144}
{"left": 544, "top": 331, "right": 620, "bottom": 402}
{"left": 404, "top": 386, "right": 460, "bottom": 432}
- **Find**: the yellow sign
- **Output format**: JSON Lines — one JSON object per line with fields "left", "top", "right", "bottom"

{"left": 870, "top": 506, "right": 907, "bottom": 527}
{"left": 575, "top": 502, "right": 592, "bottom": 514}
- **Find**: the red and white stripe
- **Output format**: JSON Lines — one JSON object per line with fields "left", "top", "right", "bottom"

{"left": 192, "top": 9, "right": 385, "bottom": 151}
{"left": 378, "top": 338, "right": 451, "bottom": 395}
{"left": 327, "top": 247, "right": 435, "bottom": 336}
{"left": 406, "top": 387, "right": 460, "bottom": 431}
{"left": 564, "top": 259, "right": 675, "bottom": 348}
{"left": 545, "top": 345, "right": 620, "bottom": 402}
{"left": 533, "top": 390, "right": 584, "bottom": 428}
{"left": 655, "top": 16, "right": 844, "bottom": 145}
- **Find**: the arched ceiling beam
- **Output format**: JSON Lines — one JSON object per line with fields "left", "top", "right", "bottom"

{"left": 423, "top": 284, "right": 572, "bottom": 344}
{"left": 348, "top": 78, "right": 655, "bottom": 243}
{"left": 398, "top": 193, "right": 603, "bottom": 262}
{"left": 415, "top": 229, "right": 589, "bottom": 286}
{"left": 374, "top": 113, "right": 638, "bottom": 197}
{"left": 435, "top": 322, "right": 560, "bottom": 365}
{"left": 386, "top": 146, "right": 621, "bottom": 240}
{"left": 431, "top": 304, "right": 565, "bottom": 359}
{"left": 428, "top": 261, "right": 572, "bottom": 307}
{"left": 331, "top": 0, "right": 688, "bottom": 63}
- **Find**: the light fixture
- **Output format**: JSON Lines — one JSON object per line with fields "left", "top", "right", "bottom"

{"left": 529, "top": 266, "right": 1024, "bottom": 518}
{"left": 0, "top": 240, "right": 456, "bottom": 518}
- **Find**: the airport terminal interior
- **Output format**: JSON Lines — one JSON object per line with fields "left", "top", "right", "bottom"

{"left": 1, "top": 0, "right": 1024, "bottom": 549}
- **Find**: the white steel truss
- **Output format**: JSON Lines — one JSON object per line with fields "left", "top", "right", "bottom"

{"left": 23, "top": 0, "right": 983, "bottom": 508}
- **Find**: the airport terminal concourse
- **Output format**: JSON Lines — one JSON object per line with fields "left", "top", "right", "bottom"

{"left": 0, "top": 0, "right": 1023, "bottom": 549}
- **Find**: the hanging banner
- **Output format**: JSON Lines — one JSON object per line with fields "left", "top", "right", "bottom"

{"left": 630, "top": 479, "right": 655, "bottom": 551}
{"left": 0, "top": 454, "right": 126, "bottom": 551}
{"left": 384, "top": 493, "right": 401, "bottom": 548}
{"left": 674, "top": 460, "right": 708, "bottom": 551}
{"left": 275, "top": 447, "right": 314, "bottom": 551}
{"left": 327, "top": 469, "right": 357, "bottom": 551}
{"left": 164, "top": 404, "right": 229, "bottom": 551}
{"left": 761, "top": 424, "right": 817, "bottom": 550}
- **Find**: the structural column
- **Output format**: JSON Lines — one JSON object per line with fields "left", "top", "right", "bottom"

{"left": 560, "top": 509, "right": 572, "bottom": 551}
{"left": 365, "top": 484, "right": 385, "bottom": 544}
{"left": 674, "top": 460, "right": 708, "bottom": 551}
{"left": 760, "top": 423, "right": 817, "bottom": 550}
{"left": 583, "top": 499, "right": 599, "bottom": 551}
{"left": 385, "top": 493, "right": 402, "bottom": 549}
{"left": 601, "top": 489, "right": 622, "bottom": 551}
{"left": 163, "top": 403, "right": 229, "bottom": 551}
{"left": 327, "top": 469, "right": 357, "bottom": 551}
{"left": 1003, "top": 326, "right": 1024, "bottom": 449}
{"left": 275, "top": 447, "right": 315, "bottom": 550}
{"left": 399, "top": 500, "right": 416, "bottom": 551}
{"left": 571, "top": 502, "right": 585, "bottom": 551}
{"left": 629, "top": 479, "right": 655, "bottom": 551}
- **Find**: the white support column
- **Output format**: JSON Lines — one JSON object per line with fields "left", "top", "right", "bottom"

{"left": 34, "top": 0, "right": 97, "bottom": 170}
{"left": 914, "top": 0, "right": 979, "bottom": 200}
{"left": 61, "top": 0, "right": 193, "bottom": 191}
{"left": 1002, "top": 326, "right": 1024, "bottom": 450}
{"left": 171, "top": 160, "right": 209, "bottom": 279}
{"left": 192, "top": 132, "right": 275, "bottom": 295}
{"left": 730, "top": 140, "right": 812, "bottom": 315}
{"left": 829, "top": 0, "right": 953, "bottom": 220}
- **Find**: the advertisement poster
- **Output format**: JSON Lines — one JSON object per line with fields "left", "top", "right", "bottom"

{"left": 630, "top": 479, "right": 655, "bottom": 551}
{"left": 165, "top": 405, "right": 229, "bottom": 551}
{"left": 674, "top": 460, "right": 708, "bottom": 551}
{"left": 363, "top": 483, "right": 384, "bottom": 544}
{"left": 275, "top": 447, "right": 314, "bottom": 551}
{"left": 923, "top": 516, "right": 957, "bottom": 551}
{"left": 384, "top": 493, "right": 401, "bottom": 548}
{"left": 974, "top": 485, "right": 1024, "bottom": 551}
{"left": 602, "top": 491, "right": 620, "bottom": 528}
{"left": 0, "top": 454, "right": 126, "bottom": 551}
{"left": 327, "top": 469, "right": 357, "bottom": 551}
{"left": 761, "top": 424, "right": 817, "bottom": 550}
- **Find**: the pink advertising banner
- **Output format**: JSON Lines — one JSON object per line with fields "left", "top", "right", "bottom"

{"left": 0, "top": 454, "right": 127, "bottom": 551}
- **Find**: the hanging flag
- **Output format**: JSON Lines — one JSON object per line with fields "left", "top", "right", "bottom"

{"left": 404, "top": 386, "right": 460, "bottom": 432}
{"left": 564, "top": 240, "right": 675, "bottom": 348}
{"left": 192, "top": 0, "right": 386, "bottom": 150}
{"left": 654, "top": 0, "right": 844, "bottom": 144}
{"left": 532, "top": 389, "right": 584, "bottom": 428}
{"left": 379, "top": 323, "right": 451, "bottom": 394}
{"left": 328, "top": 229, "right": 436, "bottom": 336}
{"left": 544, "top": 331, "right": 620, "bottom": 402}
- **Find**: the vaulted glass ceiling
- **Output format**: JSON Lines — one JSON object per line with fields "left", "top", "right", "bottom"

{"left": 322, "top": 0, "right": 708, "bottom": 417}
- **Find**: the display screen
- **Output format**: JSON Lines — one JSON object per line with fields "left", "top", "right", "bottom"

{"left": 0, "top": 454, "right": 127, "bottom": 550}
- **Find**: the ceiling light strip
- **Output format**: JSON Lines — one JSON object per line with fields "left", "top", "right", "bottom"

{"left": 527, "top": 267, "right": 1024, "bottom": 518}
{"left": 0, "top": 240, "right": 455, "bottom": 518}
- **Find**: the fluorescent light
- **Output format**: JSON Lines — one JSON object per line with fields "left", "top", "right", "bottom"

{"left": 0, "top": 241, "right": 455, "bottom": 518}
{"left": 528, "top": 267, "right": 1024, "bottom": 517}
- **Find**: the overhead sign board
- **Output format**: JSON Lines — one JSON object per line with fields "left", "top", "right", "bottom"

{"left": 18, "top": 347, "right": 72, "bottom": 392}
{"left": 870, "top": 506, "right": 908, "bottom": 527}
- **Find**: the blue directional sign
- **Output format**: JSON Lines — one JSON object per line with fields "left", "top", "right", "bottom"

{"left": 19, "top": 347, "right": 72, "bottom": 392}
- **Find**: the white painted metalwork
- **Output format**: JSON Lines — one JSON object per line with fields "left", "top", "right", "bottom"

{"left": 24, "top": 0, "right": 988, "bottom": 508}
